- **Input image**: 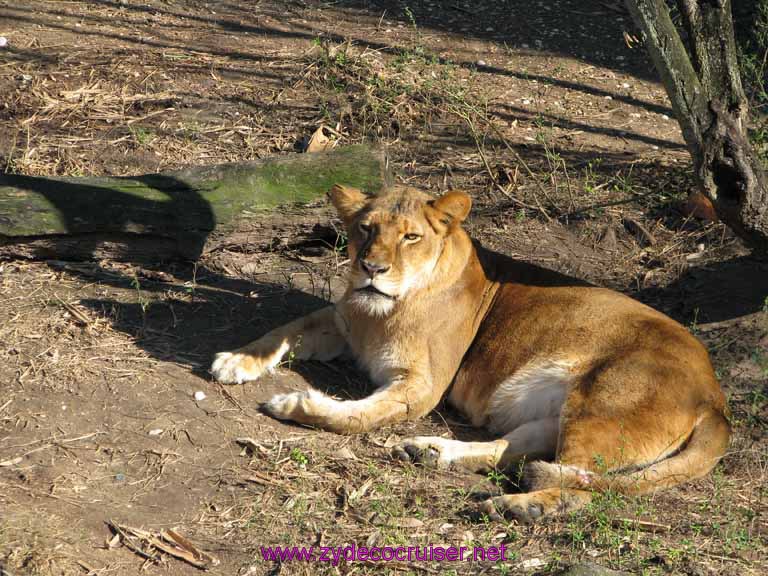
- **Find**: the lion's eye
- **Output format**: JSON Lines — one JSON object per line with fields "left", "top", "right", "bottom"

{"left": 359, "top": 223, "right": 372, "bottom": 234}
{"left": 404, "top": 233, "right": 422, "bottom": 242}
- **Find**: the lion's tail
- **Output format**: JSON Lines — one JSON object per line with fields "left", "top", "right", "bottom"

{"left": 525, "top": 407, "right": 730, "bottom": 495}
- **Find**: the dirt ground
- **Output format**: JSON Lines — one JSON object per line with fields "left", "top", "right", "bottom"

{"left": 1, "top": 1, "right": 766, "bottom": 575}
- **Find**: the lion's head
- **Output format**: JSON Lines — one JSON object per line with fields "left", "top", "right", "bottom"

{"left": 329, "top": 184, "right": 472, "bottom": 316}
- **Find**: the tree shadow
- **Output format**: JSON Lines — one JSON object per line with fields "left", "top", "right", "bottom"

{"left": 75, "top": 264, "right": 332, "bottom": 379}
{"left": 1, "top": 0, "right": 673, "bottom": 120}
{"left": 637, "top": 256, "right": 768, "bottom": 325}
{"left": 0, "top": 172, "right": 215, "bottom": 261}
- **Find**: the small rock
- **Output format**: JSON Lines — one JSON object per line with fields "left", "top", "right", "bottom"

{"left": 148, "top": 428, "right": 163, "bottom": 436}
{"left": 194, "top": 391, "right": 207, "bottom": 401}
{"left": 0, "top": 37, "right": 7, "bottom": 48}
{"left": 438, "top": 522, "right": 455, "bottom": 534}
{"left": 477, "top": 59, "right": 487, "bottom": 67}
{"left": 460, "top": 530, "right": 474, "bottom": 547}
{"left": 621, "top": 82, "right": 630, "bottom": 88}
{"left": 521, "top": 558, "right": 546, "bottom": 569}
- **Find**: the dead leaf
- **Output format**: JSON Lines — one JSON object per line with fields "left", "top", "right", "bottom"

{"left": 335, "top": 446, "right": 358, "bottom": 461}
{"left": 235, "top": 437, "right": 270, "bottom": 456}
{"left": 368, "top": 434, "right": 400, "bottom": 448}
{"left": 107, "top": 521, "right": 219, "bottom": 569}
{"left": 683, "top": 191, "right": 718, "bottom": 222}
{"left": 349, "top": 477, "right": 375, "bottom": 501}
{"left": 386, "top": 517, "right": 424, "bottom": 529}
{"left": 161, "top": 529, "right": 220, "bottom": 568}
{"left": 366, "top": 529, "right": 382, "bottom": 547}
{"left": 306, "top": 125, "right": 336, "bottom": 153}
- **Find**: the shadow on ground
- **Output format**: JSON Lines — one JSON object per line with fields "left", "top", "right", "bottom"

{"left": 638, "top": 256, "right": 768, "bottom": 324}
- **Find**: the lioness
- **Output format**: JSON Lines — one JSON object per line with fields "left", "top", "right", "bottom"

{"left": 211, "top": 184, "right": 729, "bottom": 522}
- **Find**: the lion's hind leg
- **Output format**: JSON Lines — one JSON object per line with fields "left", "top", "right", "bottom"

{"left": 393, "top": 416, "right": 559, "bottom": 473}
{"left": 479, "top": 405, "right": 729, "bottom": 523}
{"left": 480, "top": 487, "right": 593, "bottom": 522}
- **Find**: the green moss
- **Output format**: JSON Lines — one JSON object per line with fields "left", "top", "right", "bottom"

{"left": 0, "top": 146, "right": 387, "bottom": 237}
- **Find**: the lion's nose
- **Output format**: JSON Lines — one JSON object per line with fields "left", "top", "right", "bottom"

{"left": 360, "top": 259, "right": 390, "bottom": 277}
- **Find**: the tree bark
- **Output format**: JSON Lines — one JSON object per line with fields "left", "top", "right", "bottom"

{"left": 0, "top": 145, "right": 389, "bottom": 262}
{"left": 625, "top": 0, "right": 768, "bottom": 254}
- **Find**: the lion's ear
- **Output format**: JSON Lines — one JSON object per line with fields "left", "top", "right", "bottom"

{"left": 427, "top": 190, "right": 472, "bottom": 230}
{"left": 329, "top": 184, "right": 367, "bottom": 226}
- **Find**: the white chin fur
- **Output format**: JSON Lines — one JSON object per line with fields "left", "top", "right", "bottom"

{"left": 347, "top": 291, "right": 396, "bottom": 316}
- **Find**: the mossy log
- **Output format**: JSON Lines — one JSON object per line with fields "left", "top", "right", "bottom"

{"left": 0, "top": 145, "right": 389, "bottom": 262}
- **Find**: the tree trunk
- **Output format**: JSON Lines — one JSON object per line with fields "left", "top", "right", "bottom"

{"left": 0, "top": 145, "right": 389, "bottom": 262}
{"left": 624, "top": 0, "right": 768, "bottom": 254}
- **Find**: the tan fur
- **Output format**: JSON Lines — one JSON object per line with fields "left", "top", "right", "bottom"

{"left": 211, "top": 184, "right": 730, "bottom": 522}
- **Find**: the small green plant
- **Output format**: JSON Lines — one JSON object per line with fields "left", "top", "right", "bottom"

{"left": 289, "top": 447, "right": 309, "bottom": 467}
{"left": 404, "top": 6, "right": 418, "bottom": 31}
{"left": 333, "top": 230, "right": 348, "bottom": 255}
{"left": 689, "top": 307, "right": 701, "bottom": 335}
{"left": 612, "top": 165, "right": 638, "bottom": 196}
{"left": 751, "top": 349, "right": 768, "bottom": 377}
{"left": 486, "top": 469, "right": 508, "bottom": 487}
{"left": 582, "top": 158, "right": 604, "bottom": 194}
{"left": 130, "top": 126, "right": 155, "bottom": 147}
{"left": 131, "top": 272, "right": 150, "bottom": 328}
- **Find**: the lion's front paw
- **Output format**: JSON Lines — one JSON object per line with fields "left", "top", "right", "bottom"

{"left": 392, "top": 437, "right": 452, "bottom": 469}
{"left": 210, "top": 352, "right": 268, "bottom": 384}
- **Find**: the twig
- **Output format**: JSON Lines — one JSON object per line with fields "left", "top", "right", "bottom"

{"left": 612, "top": 517, "right": 671, "bottom": 533}
{"left": 453, "top": 105, "right": 552, "bottom": 220}
{"left": 54, "top": 293, "right": 92, "bottom": 327}
{"left": 107, "top": 521, "right": 219, "bottom": 569}
{"left": 564, "top": 188, "right": 658, "bottom": 218}
{"left": 483, "top": 120, "right": 554, "bottom": 221}
{"left": 622, "top": 216, "right": 656, "bottom": 246}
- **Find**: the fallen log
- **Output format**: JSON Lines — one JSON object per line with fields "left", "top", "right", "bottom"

{"left": 0, "top": 145, "right": 389, "bottom": 262}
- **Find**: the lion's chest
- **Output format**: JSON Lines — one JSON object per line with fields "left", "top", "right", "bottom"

{"left": 359, "top": 342, "right": 408, "bottom": 387}
{"left": 344, "top": 328, "right": 409, "bottom": 387}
